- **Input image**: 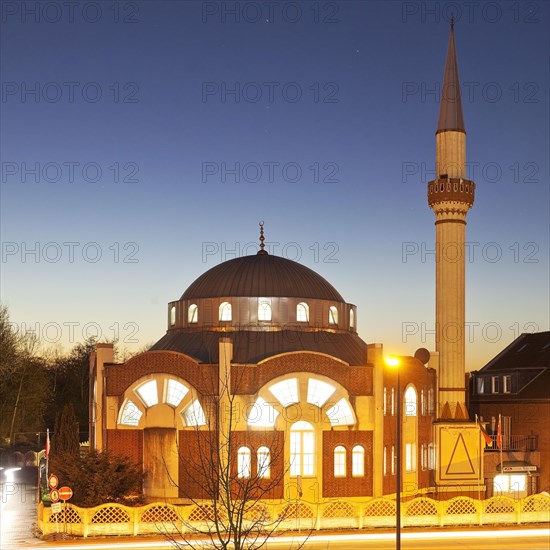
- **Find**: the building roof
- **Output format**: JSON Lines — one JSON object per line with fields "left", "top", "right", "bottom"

{"left": 437, "top": 20, "right": 465, "bottom": 133}
{"left": 150, "top": 329, "right": 368, "bottom": 365}
{"left": 181, "top": 253, "right": 345, "bottom": 302}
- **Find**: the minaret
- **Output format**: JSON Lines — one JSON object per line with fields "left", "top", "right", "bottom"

{"left": 428, "top": 19, "right": 475, "bottom": 419}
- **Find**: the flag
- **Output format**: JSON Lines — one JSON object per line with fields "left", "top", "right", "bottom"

{"left": 45, "top": 428, "right": 50, "bottom": 458}
{"left": 477, "top": 417, "right": 493, "bottom": 447}
{"left": 496, "top": 415, "right": 502, "bottom": 450}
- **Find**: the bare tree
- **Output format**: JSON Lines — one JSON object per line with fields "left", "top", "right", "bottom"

{"left": 161, "top": 344, "right": 311, "bottom": 550}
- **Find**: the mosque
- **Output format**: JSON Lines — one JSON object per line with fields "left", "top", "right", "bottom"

{"left": 89, "top": 23, "right": 507, "bottom": 503}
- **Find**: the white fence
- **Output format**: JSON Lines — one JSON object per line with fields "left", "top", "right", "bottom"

{"left": 37, "top": 494, "right": 550, "bottom": 538}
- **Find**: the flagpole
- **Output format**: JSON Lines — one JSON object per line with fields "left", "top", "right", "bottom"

{"left": 498, "top": 414, "right": 503, "bottom": 477}
{"left": 46, "top": 428, "right": 50, "bottom": 478}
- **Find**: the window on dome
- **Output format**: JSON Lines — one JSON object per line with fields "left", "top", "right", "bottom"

{"left": 269, "top": 378, "right": 299, "bottom": 407}
{"left": 247, "top": 397, "right": 279, "bottom": 427}
{"left": 306, "top": 378, "right": 335, "bottom": 408}
{"left": 219, "top": 301, "right": 232, "bottom": 321}
{"left": 188, "top": 304, "right": 198, "bottom": 323}
{"left": 258, "top": 298, "right": 272, "bottom": 321}
{"left": 296, "top": 302, "right": 309, "bottom": 322}
{"left": 183, "top": 399, "right": 206, "bottom": 427}
{"left": 136, "top": 380, "right": 158, "bottom": 408}
{"left": 349, "top": 309, "right": 355, "bottom": 328}
{"left": 290, "top": 421, "right": 314, "bottom": 476}
{"left": 326, "top": 398, "right": 355, "bottom": 426}
{"left": 404, "top": 386, "right": 417, "bottom": 416}
{"left": 329, "top": 306, "right": 338, "bottom": 325}
{"left": 257, "top": 446, "right": 271, "bottom": 478}
{"left": 120, "top": 400, "right": 142, "bottom": 426}
{"left": 237, "top": 447, "right": 251, "bottom": 479}
{"left": 165, "top": 379, "right": 189, "bottom": 407}
{"left": 334, "top": 446, "right": 346, "bottom": 477}
{"left": 170, "top": 306, "right": 176, "bottom": 326}
{"left": 352, "top": 445, "right": 365, "bottom": 477}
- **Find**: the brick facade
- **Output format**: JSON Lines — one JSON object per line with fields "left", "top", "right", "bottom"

{"left": 106, "top": 429, "right": 143, "bottom": 465}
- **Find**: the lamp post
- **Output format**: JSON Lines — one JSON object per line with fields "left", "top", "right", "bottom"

{"left": 386, "top": 356, "right": 401, "bottom": 550}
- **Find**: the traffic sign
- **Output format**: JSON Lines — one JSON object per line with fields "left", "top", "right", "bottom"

{"left": 51, "top": 502, "right": 62, "bottom": 514}
{"left": 49, "top": 489, "right": 59, "bottom": 503}
{"left": 58, "top": 486, "right": 73, "bottom": 501}
{"left": 48, "top": 474, "right": 58, "bottom": 489}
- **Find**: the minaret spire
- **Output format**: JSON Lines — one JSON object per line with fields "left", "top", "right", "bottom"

{"left": 437, "top": 17, "right": 465, "bottom": 134}
{"left": 428, "top": 22, "right": 475, "bottom": 419}
{"left": 257, "top": 221, "right": 268, "bottom": 255}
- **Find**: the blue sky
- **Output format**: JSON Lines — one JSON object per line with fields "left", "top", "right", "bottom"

{"left": 1, "top": 0, "right": 548, "bottom": 369}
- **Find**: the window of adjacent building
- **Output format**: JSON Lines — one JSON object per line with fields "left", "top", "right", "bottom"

{"left": 257, "top": 446, "right": 271, "bottom": 478}
{"left": 170, "top": 306, "right": 176, "bottom": 326}
{"left": 503, "top": 375, "right": 512, "bottom": 393}
{"left": 494, "top": 474, "right": 526, "bottom": 494}
{"left": 326, "top": 398, "right": 355, "bottom": 426}
{"left": 290, "top": 421, "right": 314, "bottom": 477}
{"left": 352, "top": 445, "right": 365, "bottom": 477}
{"left": 237, "top": 447, "right": 251, "bottom": 479}
{"left": 183, "top": 399, "right": 206, "bottom": 427}
{"left": 405, "top": 443, "right": 416, "bottom": 472}
{"left": 420, "top": 390, "right": 426, "bottom": 415}
{"left": 296, "top": 302, "right": 309, "bottom": 322}
{"left": 219, "top": 301, "right": 232, "bottom": 321}
{"left": 491, "top": 376, "right": 499, "bottom": 393}
{"left": 391, "top": 388, "right": 395, "bottom": 416}
{"left": 120, "top": 400, "right": 142, "bottom": 426}
{"left": 391, "top": 445, "right": 395, "bottom": 475}
{"left": 428, "top": 443, "right": 435, "bottom": 470}
{"left": 136, "top": 380, "right": 158, "bottom": 408}
{"left": 328, "top": 306, "right": 338, "bottom": 325}
{"left": 247, "top": 397, "right": 279, "bottom": 427}
{"left": 383, "top": 387, "right": 387, "bottom": 416}
{"left": 334, "top": 446, "right": 346, "bottom": 477}
{"left": 404, "top": 386, "right": 417, "bottom": 416}
{"left": 258, "top": 298, "right": 272, "bottom": 321}
{"left": 349, "top": 309, "right": 355, "bottom": 328}
{"left": 476, "top": 377, "right": 485, "bottom": 394}
{"left": 269, "top": 378, "right": 299, "bottom": 407}
{"left": 421, "top": 444, "right": 428, "bottom": 471}
{"left": 306, "top": 378, "right": 335, "bottom": 408}
{"left": 188, "top": 304, "right": 198, "bottom": 323}
{"left": 165, "top": 379, "right": 189, "bottom": 407}
{"left": 383, "top": 446, "right": 388, "bottom": 475}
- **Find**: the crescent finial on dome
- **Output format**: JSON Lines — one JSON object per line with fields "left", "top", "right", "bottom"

{"left": 257, "top": 221, "right": 268, "bottom": 255}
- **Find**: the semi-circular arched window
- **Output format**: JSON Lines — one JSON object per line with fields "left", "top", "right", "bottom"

{"left": 219, "top": 301, "right": 232, "bottom": 321}
{"left": 334, "top": 445, "right": 346, "bottom": 477}
{"left": 188, "top": 304, "right": 198, "bottom": 323}
{"left": 296, "top": 302, "right": 309, "bottom": 322}
{"left": 352, "top": 445, "right": 365, "bottom": 477}
{"left": 290, "top": 421, "right": 314, "bottom": 477}
{"left": 329, "top": 306, "right": 338, "bottom": 325}
{"left": 404, "top": 385, "right": 417, "bottom": 416}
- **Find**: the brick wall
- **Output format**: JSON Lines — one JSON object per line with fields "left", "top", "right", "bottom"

{"left": 322, "top": 430, "right": 373, "bottom": 497}
{"left": 106, "top": 429, "right": 143, "bottom": 465}
{"left": 233, "top": 352, "right": 372, "bottom": 396}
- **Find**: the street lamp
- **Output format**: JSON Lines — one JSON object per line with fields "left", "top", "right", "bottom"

{"left": 385, "top": 356, "right": 401, "bottom": 550}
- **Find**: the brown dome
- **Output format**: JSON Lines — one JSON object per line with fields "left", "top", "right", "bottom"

{"left": 181, "top": 254, "right": 345, "bottom": 302}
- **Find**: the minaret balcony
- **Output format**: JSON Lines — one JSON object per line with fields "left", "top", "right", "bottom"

{"left": 428, "top": 176, "right": 475, "bottom": 207}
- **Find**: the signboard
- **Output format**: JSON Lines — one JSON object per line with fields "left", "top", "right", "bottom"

{"left": 502, "top": 465, "right": 537, "bottom": 473}
{"left": 49, "top": 489, "right": 59, "bottom": 503}
{"left": 48, "top": 474, "right": 58, "bottom": 489}
{"left": 51, "top": 502, "right": 62, "bottom": 514}
{"left": 58, "top": 486, "right": 73, "bottom": 501}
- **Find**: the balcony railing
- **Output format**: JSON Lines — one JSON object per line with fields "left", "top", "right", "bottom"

{"left": 485, "top": 434, "right": 538, "bottom": 452}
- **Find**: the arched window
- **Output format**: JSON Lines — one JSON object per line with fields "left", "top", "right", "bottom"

{"left": 219, "top": 301, "right": 232, "bottom": 321}
{"left": 183, "top": 399, "right": 206, "bottom": 427}
{"left": 391, "top": 445, "right": 396, "bottom": 475}
{"left": 307, "top": 378, "right": 335, "bottom": 408}
{"left": 349, "top": 309, "right": 355, "bottom": 328}
{"left": 427, "top": 388, "right": 434, "bottom": 414}
{"left": 391, "top": 388, "right": 395, "bottom": 416}
{"left": 119, "top": 400, "right": 142, "bottom": 426}
{"left": 421, "top": 389, "right": 426, "bottom": 415}
{"left": 383, "top": 445, "right": 388, "bottom": 475}
{"left": 334, "top": 446, "right": 346, "bottom": 477}
{"left": 428, "top": 443, "right": 435, "bottom": 470}
{"left": 188, "top": 304, "right": 198, "bottom": 323}
{"left": 352, "top": 445, "right": 365, "bottom": 477}
{"left": 258, "top": 298, "right": 272, "bottom": 321}
{"left": 247, "top": 397, "right": 279, "bottom": 427}
{"left": 404, "top": 386, "right": 417, "bottom": 416}
{"left": 405, "top": 443, "right": 416, "bottom": 472}
{"left": 326, "top": 398, "right": 355, "bottom": 426}
{"left": 170, "top": 306, "right": 176, "bottom": 326}
{"left": 237, "top": 447, "right": 251, "bottom": 479}
{"left": 421, "top": 444, "right": 428, "bottom": 470}
{"left": 290, "top": 421, "right": 314, "bottom": 477}
{"left": 296, "top": 302, "right": 309, "bottom": 322}
{"left": 136, "top": 380, "right": 158, "bottom": 408}
{"left": 328, "top": 306, "right": 338, "bottom": 325}
{"left": 165, "top": 379, "right": 189, "bottom": 407}
{"left": 257, "top": 446, "right": 271, "bottom": 478}
{"left": 383, "top": 387, "right": 387, "bottom": 415}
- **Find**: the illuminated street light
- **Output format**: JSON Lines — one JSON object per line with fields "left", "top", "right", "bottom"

{"left": 385, "top": 356, "right": 401, "bottom": 550}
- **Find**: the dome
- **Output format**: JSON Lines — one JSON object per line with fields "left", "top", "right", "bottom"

{"left": 181, "top": 253, "right": 345, "bottom": 302}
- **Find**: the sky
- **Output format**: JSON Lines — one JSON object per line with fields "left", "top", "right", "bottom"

{"left": 1, "top": 0, "right": 548, "bottom": 371}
